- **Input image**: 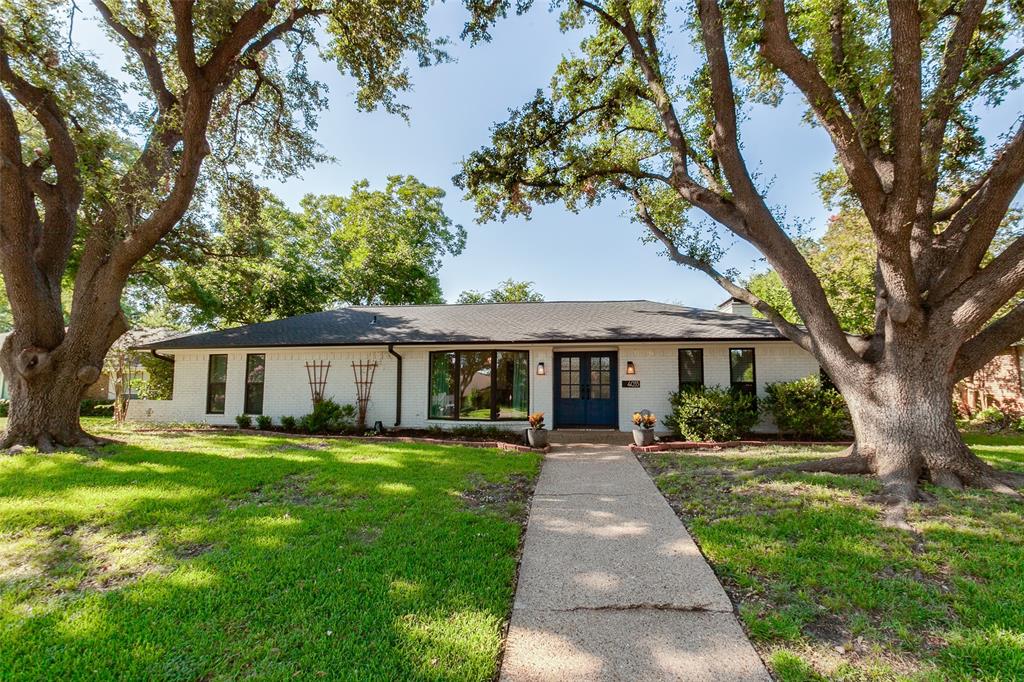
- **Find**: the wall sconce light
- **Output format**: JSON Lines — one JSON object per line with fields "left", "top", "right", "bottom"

{"left": 626, "top": 361, "right": 636, "bottom": 375}
{"left": 536, "top": 361, "right": 546, "bottom": 376}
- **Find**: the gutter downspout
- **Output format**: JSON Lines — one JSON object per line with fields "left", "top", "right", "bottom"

{"left": 149, "top": 349, "right": 175, "bottom": 364}
{"left": 387, "top": 344, "right": 402, "bottom": 427}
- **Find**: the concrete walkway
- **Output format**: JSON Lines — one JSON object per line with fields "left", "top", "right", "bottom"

{"left": 500, "top": 444, "right": 770, "bottom": 681}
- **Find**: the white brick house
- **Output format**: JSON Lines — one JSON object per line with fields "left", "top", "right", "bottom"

{"left": 127, "top": 300, "right": 819, "bottom": 433}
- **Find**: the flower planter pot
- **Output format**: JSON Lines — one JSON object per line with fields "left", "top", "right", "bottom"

{"left": 633, "top": 428, "right": 655, "bottom": 447}
{"left": 527, "top": 428, "right": 549, "bottom": 448}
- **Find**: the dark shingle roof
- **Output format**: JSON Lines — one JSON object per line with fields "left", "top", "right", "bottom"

{"left": 138, "top": 300, "right": 788, "bottom": 350}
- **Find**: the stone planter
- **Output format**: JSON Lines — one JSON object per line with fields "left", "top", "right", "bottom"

{"left": 527, "top": 428, "right": 549, "bottom": 448}
{"left": 633, "top": 428, "right": 655, "bottom": 447}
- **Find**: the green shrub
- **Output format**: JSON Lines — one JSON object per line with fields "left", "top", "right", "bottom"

{"left": 235, "top": 414, "right": 252, "bottom": 429}
{"left": 972, "top": 406, "right": 1006, "bottom": 428}
{"left": 662, "top": 386, "right": 759, "bottom": 442}
{"left": 80, "top": 400, "right": 115, "bottom": 417}
{"left": 0, "top": 399, "right": 8, "bottom": 417}
{"left": 761, "top": 375, "right": 850, "bottom": 440}
{"left": 255, "top": 415, "right": 273, "bottom": 430}
{"left": 1016, "top": 416, "right": 1024, "bottom": 432}
{"left": 280, "top": 415, "right": 298, "bottom": 432}
{"left": 299, "top": 399, "right": 357, "bottom": 434}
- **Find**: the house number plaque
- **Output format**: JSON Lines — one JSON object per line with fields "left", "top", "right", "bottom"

{"left": 621, "top": 380, "right": 640, "bottom": 388}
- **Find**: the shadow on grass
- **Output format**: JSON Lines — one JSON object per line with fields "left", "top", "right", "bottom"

{"left": 639, "top": 445, "right": 1024, "bottom": 682}
{"left": 0, "top": 433, "right": 540, "bottom": 680}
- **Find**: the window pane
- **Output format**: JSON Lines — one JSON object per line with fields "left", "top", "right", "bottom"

{"left": 207, "top": 354, "right": 227, "bottom": 414}
{"left": 244, "top": 354, "right": 265, "bottom": 415}
{"left": 428, "top": 352, "right": 456, "bottom": 419}
{"left": 730, "top": 349, "right": 755, "bottom": 383}
{"left": 496, "top": 351, "right": 529, "bottom": 419}
{"left": 459, "top": 351, "right": 492, "bottom": 419}
{"left": 679, "top": 349, "right": 704, "bottom": 388}
{"left": 209, "top": 354, "right": 227, "bottom": 383}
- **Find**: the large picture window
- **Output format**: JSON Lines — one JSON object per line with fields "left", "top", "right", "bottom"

{"left": 678, "top": 349, "right": 704, "bottom": 391}
{"left": 206, "top": 354, "right": 228, "bottom": 414}
{"left": 429, "top": 350, "right": 529, "bottom": 421}
{"left": 729, "top": 348, "right": 756, "bottom": 397}
{"left": 244, "top": 354, "right": 266, "bottom": 415}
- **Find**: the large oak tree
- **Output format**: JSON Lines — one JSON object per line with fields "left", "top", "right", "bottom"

{"left": 459, "top": 0, "right": 1024, "bottom": 507}
{"left": 0, "top": 0, "right": 510, "bottom": 450}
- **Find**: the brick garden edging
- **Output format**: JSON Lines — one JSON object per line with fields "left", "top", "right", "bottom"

{"left": 630, "top": 439, "right": 852, "bottom": 454}
{"left": 129, "top": 426, "right": 550, "bottom": 454}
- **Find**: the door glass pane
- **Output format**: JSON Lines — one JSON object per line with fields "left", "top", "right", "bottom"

{"left": 560, "top": 356, "right": 581, "bottom": 399}
{"left": 428, "top": 352, "right": 456, "bottom": 419}
{"left": 590, "top": 355, "right": 611, "bottom": 399}
{"left": 459, "top": 351, "right": 492, "bottom": 419}
{"left": 244, "top": 354, "right": 265, "bottom": 415}
{"left": 496, "top": 351, "right": 529, "bottom": 419}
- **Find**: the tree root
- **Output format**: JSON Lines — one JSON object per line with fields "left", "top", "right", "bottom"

{"left": 2, "top": 428, "right": 117, "bottom": 454}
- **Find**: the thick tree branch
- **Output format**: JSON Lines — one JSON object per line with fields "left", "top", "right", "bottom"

{"left": 625, "top": 183, "right": 813, "bottom": 353}
{"left": 938, "top": 235, "right": 1024, "bottom": 339}
{"left": 954, "top": 302, "right": 1024, "bottom": 379}
{"left": 170, "top": 0, "right": 199, "bottom": 83}
{"left": 921, "top": 0, "right": 985, "bottom": 193}
{"left": 828, "top": 1, "right": 881, "bottom": 161}
{"left": 693, "top": 0, "right": 857, "bottom": 364}
{"left": 92, "top": 0, "right": 176, "bottom": 113}
{"left": 759, "top": 0, "right": 885, "bottom": 223}
{"left": 931, "top": 119, "right": 1024, "bottom": 300}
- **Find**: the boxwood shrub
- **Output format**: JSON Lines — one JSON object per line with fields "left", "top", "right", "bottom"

{"left": 299, "top": 399, "right": 357, "bottom": 434}
{"left": 662, "top": 386, "right": 759, "bottom": 442}
{"left": 761, "top": 375, "right": 850, "bottom": 440}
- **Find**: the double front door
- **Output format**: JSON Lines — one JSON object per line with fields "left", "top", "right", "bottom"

{"left": 554, "top": 352, "right": 618, "bottom": 428}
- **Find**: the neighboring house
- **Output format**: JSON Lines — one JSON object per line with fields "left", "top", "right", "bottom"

{"left": 956, "top": 343, "right": 1024, "bottom": 417}
{"left": 128, "top": 299, "right": 820, "bottom": 433}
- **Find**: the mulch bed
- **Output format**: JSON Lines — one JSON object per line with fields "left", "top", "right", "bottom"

{"left": 129, "top": 425, "right": 549, "bottom": 454}
{"left": 630, "top": 438, "right": 852, "bottom": 454}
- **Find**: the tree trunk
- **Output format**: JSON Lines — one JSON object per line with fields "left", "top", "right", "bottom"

{"left": 812, "top": 358, "right": 1018, "bottom": 502}
{"left": 0, "top": 335, "right": 102, "bottom": 451}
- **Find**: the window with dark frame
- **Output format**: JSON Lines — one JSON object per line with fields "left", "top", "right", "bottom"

{"left": 429, "top": 350, "right": 529, "bottom": 421}
{"left": 729, "top": 348, "right": 756, "bottom": 397}
{"left": 206, "top": 354, "right": 228, "bottom": 414}
{"left": 244, "top": 353, "right": 266, "bottom": 415}
{"left": 678, "top": 349, "right": 704, "bottom": 391}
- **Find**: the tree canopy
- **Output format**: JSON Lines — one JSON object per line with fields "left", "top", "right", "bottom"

{"left": 151, "top": 176, "right": 464, "bottom": 328}
{"left": 0, "top": 0, "right": 519, "bottom": 448}
{"left": 457, "top": 279, "right": 544, "bottom": 304}
{"left": 457, "top": 0, "right": 1024, "bottom": 502}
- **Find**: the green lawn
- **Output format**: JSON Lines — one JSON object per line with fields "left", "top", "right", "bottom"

{"left": 0, "top": 421, "right": 540, "bottom": 680}
{"left": 639, "top": 433, "right": 1024, "bottom": 682}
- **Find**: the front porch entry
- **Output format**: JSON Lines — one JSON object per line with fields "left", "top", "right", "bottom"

{"left": 553, "top": 351, "right": 618, "bottom": 429}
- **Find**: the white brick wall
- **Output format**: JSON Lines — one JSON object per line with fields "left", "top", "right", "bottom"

{"left": 127, "top": 340, "right": 818, "bottom": 433}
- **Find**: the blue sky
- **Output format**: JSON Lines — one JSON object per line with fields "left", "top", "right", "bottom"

{"left": 78, "top": 3, "right": 1021, "bottom": 308}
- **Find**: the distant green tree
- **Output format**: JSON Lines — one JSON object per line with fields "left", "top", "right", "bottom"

{"left": 161, "top": 177, "right": 465, "bottom": 327}
{"left": 457, "top": 279, "right": 544, "bottom": 304}
{"left": 305, "top": 176, "right": 466, "bottom": 308}
{"left": 748, "top": 212, "right": 876, "bottom": 334}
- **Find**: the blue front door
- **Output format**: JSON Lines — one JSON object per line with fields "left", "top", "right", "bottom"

{"left": 554, "top": 352, "right": 618, "bottom": 428}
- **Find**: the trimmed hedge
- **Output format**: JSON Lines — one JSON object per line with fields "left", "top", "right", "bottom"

{"left": 761, "top": 375, "right": 850, "bottom": 440}
{"left": 662, "top": 386, "right": 759, "bottom": 442}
